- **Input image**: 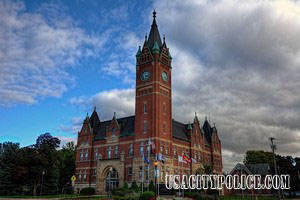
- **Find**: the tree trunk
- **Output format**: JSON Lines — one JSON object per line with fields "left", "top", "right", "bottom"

{"left": 33, "top": 181, "right": 39, "bottom": 196}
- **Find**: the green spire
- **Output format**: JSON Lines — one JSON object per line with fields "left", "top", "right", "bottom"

{"left": 152, "top": 41, "right": 159, "bottom": 54}
{"left": 135, "top": 46, "right": 141, "bottom": 58}
{"left": 187, "top": 122, "right": 192, "bottom": 130}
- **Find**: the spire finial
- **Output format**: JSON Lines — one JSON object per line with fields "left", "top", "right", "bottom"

{"left": 94, "top": 106, "right": 96, "bottom": 112}
{"left": 163, "top": 34, "right": 165, "bottom": 42}
{"left": 153, "top": 10, "right": 156, "bottom": 18}
{"left": 145, "top": 33, "right": 147, "bottom": 41}
{"left": 114, "top": 112, "right": 116, "bottom": 118}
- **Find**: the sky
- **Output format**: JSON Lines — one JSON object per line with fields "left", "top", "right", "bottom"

{"left": 0, "top": 0, "right": 300, "bottom": 172}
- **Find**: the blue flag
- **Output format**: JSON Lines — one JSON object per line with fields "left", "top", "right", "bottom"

{"left": 144, "top": 154, "right": 150, "bottom": 164}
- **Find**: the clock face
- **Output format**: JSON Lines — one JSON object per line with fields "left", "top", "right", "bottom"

{"left": 162, "top": 71, "right": 168, "bottom": 83}
{"left": 141, "top": 70, "right": 150, "bottom": 81}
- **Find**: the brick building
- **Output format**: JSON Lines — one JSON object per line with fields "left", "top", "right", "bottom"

{"left": 74, "top": 11, "right": 222, "bottom": 194}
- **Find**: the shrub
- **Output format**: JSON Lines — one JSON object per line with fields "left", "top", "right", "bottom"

{"left": 185, "top": 191, "right": 203, "bottom": 200}
{"left": 80, "top": 187, "right": 95, "bottom": 195}
{"left": 139, "top": 191, "right": 155, "bottom": 200}
{"left": 112, "top": 187, "right": 126, "bottom": 197}
{"left": 123, "top": 182, "right": 129, "bottom": 190}
{"left": 131, "top": 180, "right": 138, "bottom": 190}
{"left": 149, "top": 180, "right": 155, "bottom": 192}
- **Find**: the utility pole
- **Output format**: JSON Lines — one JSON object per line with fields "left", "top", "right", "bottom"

{"left": 269, "top": 137, "right": 281, "bottom": 200}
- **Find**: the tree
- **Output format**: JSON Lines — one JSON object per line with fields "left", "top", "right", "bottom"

{"left": 58, "top": 141, "right": 76, "bottom": 194}
{"left": 34, "top": 133, "right": 60, "bottom": 195}
{"left": 0, "top": 142, "right": 21, "bottom": 195}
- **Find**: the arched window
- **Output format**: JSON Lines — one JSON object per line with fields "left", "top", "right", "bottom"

{"left": 105, "top": 168, "right": 119, "bottom": 191}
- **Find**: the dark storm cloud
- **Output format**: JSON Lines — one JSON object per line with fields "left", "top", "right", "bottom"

{"left": 154, "top": 0, "right": 300, "bottom": 171}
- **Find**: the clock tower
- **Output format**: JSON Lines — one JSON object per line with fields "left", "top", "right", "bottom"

{"left": 134, "top": 11, "right": 173, "bottom": 155}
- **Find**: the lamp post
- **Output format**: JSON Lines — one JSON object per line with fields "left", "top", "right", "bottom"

{"left": 40, "top": 170, "right": 45, "bottom": 196}
{"left": 108, "top": 167, "right": 113, "bottom": 200}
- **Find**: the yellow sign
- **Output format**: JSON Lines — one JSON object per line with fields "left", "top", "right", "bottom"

{"left": 71, "top": 175, "right": 76, "bottom": 182}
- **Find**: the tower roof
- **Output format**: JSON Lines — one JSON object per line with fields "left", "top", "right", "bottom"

{"left": 147, "top": 10, "right": 162, "bottom": 51}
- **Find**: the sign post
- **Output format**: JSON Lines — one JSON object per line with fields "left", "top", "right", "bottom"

{"left": 71, "top": 175, "right": 76, "bottom": 193}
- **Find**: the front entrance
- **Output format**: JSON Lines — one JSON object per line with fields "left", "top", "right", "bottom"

{"left": 105, "top": 167, "right": 119, "bottom": 191}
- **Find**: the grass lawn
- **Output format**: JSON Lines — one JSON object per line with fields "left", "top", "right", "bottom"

{"left": 0, "top": 194, "right": 105, "bottom": 199}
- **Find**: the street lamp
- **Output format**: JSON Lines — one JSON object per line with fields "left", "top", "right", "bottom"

{"left": 40, "top": 170, "right": 45, "bottom": 196}
{"left": 108, "top": 167, "right": 113, "bottom": 200}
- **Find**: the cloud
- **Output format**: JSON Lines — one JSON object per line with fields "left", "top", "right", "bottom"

{"left": 56, "top": 136, "right": 77, "bottom": 148}
{"left": 59, "top": 116, "right": 84, "bottom": 135}
{"left": 68, "top": 0, "right": 300, "bottom": 172}
{"left": 153, "top": 0, "right": 300, "bottom": 171}
{"left": 70, "top": 88, "right": 135, "bottom": 120}
{"left": 0, "top": 0, "right": 108, "bottom": 106}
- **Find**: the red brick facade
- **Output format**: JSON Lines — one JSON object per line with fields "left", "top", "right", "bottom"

{"left": 74, "top": 11, "right": 222, "bottom": 194}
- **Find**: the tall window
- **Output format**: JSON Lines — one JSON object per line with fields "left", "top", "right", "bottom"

{"left": 166, "top": 143, "right": 168, "bottom": 155}
{"left": 108, "top": 146, "right": 111, "bottom": 159}
{"left": 114, "top": 145, "right": 118, "bottom": 157}
{"left": 145, "top": 167, "right": 149, "bottom": 181}
{"left": 112, "top": 128, "right": 115, "bottom": 136}
{"left": 174, "top": 146, "right": 177, "bottom": 157}
{"left": 93, "top": 169, "right": 97, "bottom": 176}
{"left": 144, "top": 102, "right": 147, "bottom": 114}
{"left": 160, "top": 142, "right": 164, "bottom": 153}
{"left": 140, "top": 142, "right": 144, "bottom": 156}
{"left": 143, "top": 121, "right": 147, "bottom": 133}
{"left": 85, "top": 150, "right": 88, "bottom": 160}
{"left": 95, "top": 147, "right": 98, "bottom": 160}
{"left": 129, "top": 144, "right": 133, "bottom": 156}
{"left": 139, "top": 166, "right": 143, "bottom": 181}
{"left": 163, "top": 102, "right": 166, "bottom": 114}
{"left": 83, "top": 170, "right": 87, "bottom": 182}
{"left": 80, "top": 152, "right": 83, "bottom": 160}
{"left": 163, "top": 123, "right": 166, "bottom": 134}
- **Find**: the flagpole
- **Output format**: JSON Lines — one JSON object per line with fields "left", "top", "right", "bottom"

{"left": 142, "top": 153, "right": 144, "bottom": 193}
{"left": 148, "top": 138, "right": 150, "bottom": 191}
{"left": 182, "top": 154, "right": 184, "bottom": 198}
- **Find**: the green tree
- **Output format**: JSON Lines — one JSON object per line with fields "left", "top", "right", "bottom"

{"left": 58, "top": 141, "right": 76, "bottom": 194}
{"left": 0, "top": 142, "right": 21, "bottom": 195}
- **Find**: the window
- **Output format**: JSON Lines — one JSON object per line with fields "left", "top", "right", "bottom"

{"left": 182, "top": 149, "right": 185, "bottom": 156}
{"left": 83, "top": 170, "right": 87, "bottom": 182}
{"left": 163, "top": 103, "right": 166, "bottom": 114}
{"left": 95, "top": 147, "right": 98, "bottom": 160}
{"left": 80, "top": 152, "right": 83, "bottom": 161}
{"left": 85, "top": 150, "right": 88, "bottom": 160}
{"left": 144, "top": 102, "right": 147, "bottom": 114}
{"left": 79, "top": 174, "right": 82, "bottom": 182}
{"left": 196, "top": 129, "right": 198, "bottom": 135}
{"left": 146, "top": 140, "right": 151, "bottom": 155}
{"left": 160, "top": 142, "right": 164, "bottom": 153}
{"left": 174, "top": 146, "right": 177, "bottom": 157}
{"left": 140, "top": 142, "right": 144, "bottom": 156}
{"left": 163, "top": 123, "right": 166, "bottom": 134}
{"left": 112, "top": 128, "right": 115, "bottom": 136}
{"left": 114, "top": 145, "right": 118, "bottom": 157}
{"left": 128, "top": 167, "right": 132, "bottom": 176}
{"left": 108, "top": 146, "right": 111, "bottom": 159}
{"left": 143, "top": 121, "right": 147, "bottom": 133}
{"left": 166, "top": 143, "right": 168, "bottom": 155}
{"left": 145, "top": 167, "right": 149, "bottom": 181}
{"left": 129, "top": 144, "right": 133, "bottom": 156}
{"left": 93, "top": 169, "right": 97, "bottom": 176}
{"left": 160, "top": 164, "right": 165, "bottom": 181}
{"left": 139, "top": 166, "right": 143, "bottom": 181}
